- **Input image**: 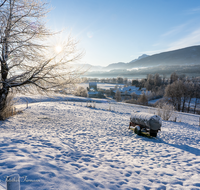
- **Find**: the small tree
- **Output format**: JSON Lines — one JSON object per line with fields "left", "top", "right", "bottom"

{"left": 162, "top": 74, "right": 166, "bottom": 84}
{"left": 170, "top": 72, "right": 178, "bottom": 84}
{"left": 165, "top": 80, "right": 184, "bottom": 111}
{"left": 186, "top": 81, "right": 194, "bottom": 113}
{"left": 124, "top": 90, "right": 129, "bottom": 100}
{"left": 112, "top": 78, "right": 117, "bottom": 84}
{"left": 154, "top": 73, "right": 162, "bottom": 86}
{"left": 131, "top": 79, "right": 139, "bottom": 86}
{"left": 117, "top": 77, "right": 123, "bottom": 84}
{"left": 156, "top": 102, "right": 174, "bottom": 121}
{"left": 131, "top": 92, "right": 138, "bottom": 100}
{"left": 147, "top": 74, "right": 154, "bottom": 85}
{"left": 137, "top": 92, "right": 148, "bottom": 105}
{"left": 124, "top": 78, "right": 128, "bottom": 84}
{"left": 193, "top": 83, "right": 200, "bottom": 114}
{"left": 0, "top": 0, "right": 84, "bottom": 119}
{"left": 115, "top": 89, "right": 121, "bottom": 102}
{"left": 74, "top": 86, "right": 87, "bottom": 97}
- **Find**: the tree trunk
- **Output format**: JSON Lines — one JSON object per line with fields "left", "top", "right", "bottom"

{"left": 182, "top": 98, "right": 186, "bottom": 112}
{"left": 177, "top": 98, "right": 181, "bottom": 112}
{"left": 0, "top": 59, "right": 9, "bottom": 119}
{"left": 187, "top": 97, "right": 192, "bottom": 113}
{"left": 0, "top": 87, "right": 9, "bottom": 120}
{"left": 194, "top": 98, "right": 198, "bottom": 114}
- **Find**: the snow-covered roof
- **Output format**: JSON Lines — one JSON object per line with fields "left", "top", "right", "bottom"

{"left": 113, "top": 85, "right": 142, "bottom": 95}
{"left": 89, "top": 87, "right": 95, "bottom": 91}
{"left": 88, "top": 91, "right": 98, "bottom": 95}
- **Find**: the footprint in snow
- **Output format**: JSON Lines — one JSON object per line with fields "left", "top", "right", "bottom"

{"left": 125, "top": 171, "right": 132, "bottom": 177}
{"left": 82, "top": 176, "right": 94, "bottom": 181}
{"left": 81, "top": 157, "right": 91, "bottom": 162}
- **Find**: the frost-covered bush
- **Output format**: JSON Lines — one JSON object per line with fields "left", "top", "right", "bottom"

{"left": 145, "top": 87, "right": 164, "bottom": 101}
{"left": 74, "top": 86, "right": 87, "bottom": 97}
{"left": 86, "top": 101, "right": 96, "bottom": 108}
{"left": 131, "top": 92, "right": 138, "bottom": 100}
{"left": 92, "top": 102, "right": 96, "bottom": 108}
{"left": 156, "top": 102, "right": 174, "bottom": 121}
{"left": 115, "top": 89, "right": 121, "bottom": 102}
{"left": 137, "top": 92, "right": 148, "bottom": 105}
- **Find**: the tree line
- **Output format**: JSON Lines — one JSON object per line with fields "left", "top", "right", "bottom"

{"left": 131, "top": 72, "right": 200, "bottom": 114}
{"left": 83, "top": 77, "right": 130, "bottom": 84}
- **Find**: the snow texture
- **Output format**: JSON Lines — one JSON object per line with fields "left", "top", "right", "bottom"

{"left": 0, "top": 94, "right": 200, "bottom": 190}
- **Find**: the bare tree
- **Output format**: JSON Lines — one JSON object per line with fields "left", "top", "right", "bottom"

{"left": 165, "top": 80, "right": 184, "bottom": 111}
{"left": 124, "top": 77, "right": 128, "bottom": 84}
{"left": 184, "top": 81, "right": 194, "bottom": 113}
{"left": 170, "top": 72, "right": 178, "bottom": 84}
{"left": 162, "top": 74, "right": 166, "bottom": 84}
{"left": 144, "top": 81, "right": 152, "bottom": 91}
{"left": 156, "top": 102, "right": 174, "bottom": 121}
{"left": 115, "top": 89, "right": 121, "bottom": 102}
{"left": 137, "top": 92, "right": 148, "bottom": 105}
{"left": 154, "top": 73, "right": 162, "bottom": 86}
{"left": 74, "top": 86, "right": 87, "bottom": 97}
{"left": 147, "top": 74, "right": 154, "bottom": 86}
{"left": 0, "top": 0, "right": 83, "bottom": 119}
{"left": 144, "top": 74, "right": 153, "bottom": 91}
{"left": 117, "top": 77, "right": 123, "bottom": 84}
{"left": 193, "top": 83, "right": 200, "bottom": 114}
{"left": 131, "top": 92, "right": 138, "bottom": 100}
{"left": 181, "top": 81, "right": 189, "bottom": 112}
{"left": 0, "top": 0, "right": 7, "bottom": 7}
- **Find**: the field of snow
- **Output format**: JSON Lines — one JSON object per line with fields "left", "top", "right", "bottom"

{"left": 0, "top": 94, "right": 200, "bottom": 190}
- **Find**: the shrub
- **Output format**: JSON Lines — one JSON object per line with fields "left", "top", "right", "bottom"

{"left": 137, "top": 92, "right": 148, "bottom": 105}
{"left": 115, "top": 89, "right": 121, "bottom": 102}
{"left": 74, "top": 86, "right": 87, "bottom": 97}
{"left": 156, "top": 102, "right": 174, "bottom": 121}
{"left": 131, "top": 92, "right": 138, "bottom": 100}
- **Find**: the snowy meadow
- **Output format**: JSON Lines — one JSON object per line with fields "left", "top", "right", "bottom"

{"left": 0, "top": 95, "right": 200, "bottom": 190}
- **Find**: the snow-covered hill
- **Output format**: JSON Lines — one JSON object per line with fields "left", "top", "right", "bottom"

{"left": 0, "top": 95, "right": 200, "bottom": 190}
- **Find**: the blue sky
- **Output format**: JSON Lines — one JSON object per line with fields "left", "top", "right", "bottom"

{"left": 48, "top": 0, "right": 200, "bottom": 66}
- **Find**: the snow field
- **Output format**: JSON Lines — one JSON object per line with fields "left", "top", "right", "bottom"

{"left": 0, "top": 96, "right": 200, "bottom": 189}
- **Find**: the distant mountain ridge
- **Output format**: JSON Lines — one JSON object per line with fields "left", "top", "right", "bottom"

{"left": 125, "top": 45, "right": 200, "bottom": 69}
{"left": 81, "top": 45, "right": 200, "bottom": 78}
{"left": 77, "top": 54, "right": 149, "bottom": 71}
{"left": 104, "top": 54, "right": 149, "bottom": 70}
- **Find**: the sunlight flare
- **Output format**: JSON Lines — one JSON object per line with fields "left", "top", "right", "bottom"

{"left": 55, "top": 45, "right": 63, "bottom": 53}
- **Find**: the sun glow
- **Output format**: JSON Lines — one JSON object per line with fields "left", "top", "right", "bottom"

{"left": 55, "top": 45, "right": 62, "bottom": 53}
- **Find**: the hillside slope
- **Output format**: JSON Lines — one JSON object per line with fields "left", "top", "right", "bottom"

{"left": 0, "top": 95, "right": 200, "bottom": 189}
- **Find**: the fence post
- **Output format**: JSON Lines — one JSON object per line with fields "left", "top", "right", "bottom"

{"left": 6, "top": 174, "right": 20, "bottom": 190}
{"left": 26, "top": 100, "right": 28, "bottom": 109}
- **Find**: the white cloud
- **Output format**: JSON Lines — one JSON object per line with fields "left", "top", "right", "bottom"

{"left": 161, "top": 23, "right": 187, "bottom": 37}
{"left": 152, "top": 43, "right": 160, "bottom": 47}
{"left": 187, "top": 7, "right": 200, "bottom": 14}
{"left": 167, "top": 27, "right": 200, "bottom": 51}
{"left": 131, "top": 23, "right": 200, "bottom": 60}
